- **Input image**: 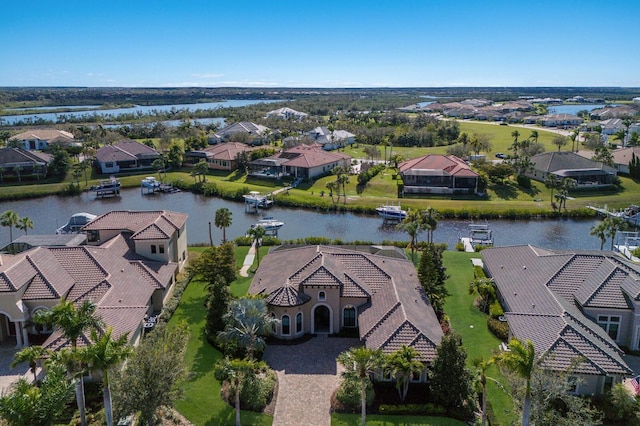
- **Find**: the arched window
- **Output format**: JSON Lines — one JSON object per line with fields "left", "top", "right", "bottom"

{"left": 282, "top": 315, "right": 290, "bottom": 335}
{"left": 295, "top": 312, "right": 303, "bottom": 334}
{"left": 343, "top": 306, "right": 356, "bottom": 328}
{"left": 318, "top": 291, "right": 326, "bottom": 301}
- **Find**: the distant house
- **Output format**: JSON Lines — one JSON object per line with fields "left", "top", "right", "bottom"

{"left": 94, "top": 140, "right": 161, "bottom": 174}
{"left": 250, "top": 245, "right": 443, "bottom": 378}
{"left": 306, "top": 127, "right": 355, "bottom": 151}
{"left": 209, "top": 121, "right": 271, "bottom": 145}
{"left": 611, "top": 146, "right": 640, "bottom": 174}
{"left": 538, "top": 113, "right": 583, "bottom": 127}
{"left": 183, "top": 142, "right": 255, "bottom": 171}
{"left": 599, "top": 118, "right": 625, "bottom": 136}
{"left": 249, "top": 144, "right": 351, "bottom": 180}
{"left": 527, "top": 151, "right": 617, "bottom": 187}
{"left": 0, "top": 147, "right": 50, "bottom": 181}
{"left": 482, "top": 245, "right": 637, "bottom": 395}
{"left": 0, "top": 210, "right": 188, "bottom": 350}
{"left": 9, "top": 129, "right": 76, "bottom": 151}
{"left": 398, "top": 154, "right": 479, "bottom": 195}
{"left": 265, "top": 107, "right": 308, "bottom": 120}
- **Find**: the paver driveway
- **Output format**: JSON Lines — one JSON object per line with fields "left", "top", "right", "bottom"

{"left": 0, "top": 343, "right": 25, "bottom": 394}
{"left": 263, "top": 335, "right": 360, "bottom": 426}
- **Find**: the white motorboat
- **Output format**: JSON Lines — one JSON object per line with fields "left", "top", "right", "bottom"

{"left": 375, "top": 204, "right": 407, "bottom": 221}
{"left": 251, "top": 217, "right": 284, "bottom": 233}
{"left": 56, "top": 212, "right": 97, "bottom": 234}
{"left": 243, "top": 191, "right": 274, "bottom": 208}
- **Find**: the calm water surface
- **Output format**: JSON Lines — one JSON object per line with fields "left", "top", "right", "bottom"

{"left": 0, "top": 188, "right": 603, "bottom": 250}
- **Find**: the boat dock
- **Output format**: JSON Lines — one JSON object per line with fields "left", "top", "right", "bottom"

{"left": 141, "top": 177, "right": 180, "bottom": 195}
{"left": 244, "top": 191, "right": 274, "bottom": 213}
{"left": 92, "top": 177, "right": 121, "bottom": 198}
{"left": 587, "top": 204, "right": 640, "bottom": 227}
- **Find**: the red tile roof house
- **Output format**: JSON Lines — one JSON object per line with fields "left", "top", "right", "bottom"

{"left": 398, "top": 154, "right": 480, "bottom": 195}
{"left": 250, "top": 143, "right": 351, "bottom": 180}
{"left": 183, "top": 142, "right": 255, "bottom": 171}
{"left": 250, "top": 245, "right": 443, "bottom": 382}
{"left": 482, "top": 245, "right": 638, "bottom": 395}
{"left": 0, "top": 210, "right": 188, "bottom": 351}
{"left": 9, "top": 129, "right": 76, "bottom": 151}
{"left": 94, "top": 140, "right": 161, "bottom": 174}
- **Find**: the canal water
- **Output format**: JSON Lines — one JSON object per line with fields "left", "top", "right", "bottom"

{"left": 1, "top": 188, "right": 603, "bottom": 250}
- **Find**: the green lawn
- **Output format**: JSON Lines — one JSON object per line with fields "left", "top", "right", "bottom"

{"left": 331, "top": 414, "right": 466, "bottom": 425}
{"left": 442, "top": 251, "right": 516, "bottom": 426}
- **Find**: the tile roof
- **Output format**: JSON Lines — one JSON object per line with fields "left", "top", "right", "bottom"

{"left": 263, "top": 144, "right": 351, "bottom": 169}
{"left": 82, "top": 210, "right": 187, "bottom": 237}
{"left": 399, "top": 154, "right": 479, "bottom": 178}
{"left": 250, "top": 245, "right": 443, "bottom": 362}
{"left": 483, "top": 245, "right": 637, "bottom": 376}
{"left": 195, "top": 142, "right": 254, "bottom": 161}
{"left": 10, "top": 129, "right": 74, "bottom": 142}
{"left": 530, "top": 151, "right": 616, "bottom": 174}
{"left": 95, "top": 140, "right": 160, "bottom": 163}
{"left": 215, "top": 121, "right": 269, "bottom": 138}
{"left": 0, "top": 147, "right": 51, "bottom": 167}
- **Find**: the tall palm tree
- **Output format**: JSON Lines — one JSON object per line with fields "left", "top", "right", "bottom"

{"left": 529, "top": 130, "right": 539, "bottom": 144}
{"left": 590, "top": 220, "right": 608, "bottom": 250}
{"left": 17, "top": 216, "right": 34, "bottom": 235}
{"left": 34, "top": 299, "right": 104, "bottom": 426}
{"left": 469, "top": 277, "right": 495, "bottom": 313}
{"left": 217, "top": 298, "right": 278, "bottom": 361}
{"left": 214, "top": 208, "right": 233, "bottom": 244}
{"left": 338, "top": 347, "right": 384, "bottom": 426}
{"left": 247, "top": 225, "right": 266, "bottom": 267}
{"left": 385, "top": 345, "right": 423, "bottom": 403}
{"left": 471, "top": 356, "right": 494, "bottom": 426}
{"left": 492, "top": 338, "right": 536, "bottom": 426}
{"left": 82, "top": 328, "right": 131, "bottom": 426}
{"left": 398, "top": 210, "right": 421, "bottom": 262}
{"left": 420, "top": 207, "right": 438, "bottom": 244}
{"left": 11, "top": 345, "right": 49, "bottom": 385}
{"left": 605, "top": 215, "right": 626, "bottom": 250}
{"left": 214, "top": 358, "right": 256, "bottom": 426}
{"left": 570, "top": 130, "right": 579, "bottom": 152}
{"left": 1, "top": 209, "right": 19, "bottom": 243}
{"left": 544, "top": 174, "right": 560, "bottom": 205}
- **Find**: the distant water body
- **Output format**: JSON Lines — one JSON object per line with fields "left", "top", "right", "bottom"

{"left": 548, "top": 104, "right": 608, "bottom": 115}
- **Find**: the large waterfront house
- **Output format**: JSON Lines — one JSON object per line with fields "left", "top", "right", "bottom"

{"left": 183, "top": 142, "right": 255, "bottom": 171}
{"left": 9, "top": 129, "right": 76, "bottom": 151}
{"left": 611, "top": 146, "right": 640, "bottom": 174}
{"left": 526, "top": 151, "right": 617, "bottom": 188}
{"left": 0, "top": 210, "right": 188, "bottom": 350}
{"left": 249, "top": 143, "right": 351, "bottom": 180}
{"left": 209, "top": 121, "right": 271, "bottom": 145}
{"left": 94, "top": 140, "right": 161, "bottom": 174}
{"left": 0, "top": 148, "right": 50, "bottom": 181}
{"left": 306, "top": 127, "right": 355, "bottom": 151}
{"left": 249, "top": 245, "right": 443, "bottom": 380}
{"left": 398, "top": 154, "right": 480, "bottom": 195}
{"left": 265, "top": 107, "right": 308, "bottom": 120}
{"left": 482, "top": 245, "right": 636, "bottom": 395}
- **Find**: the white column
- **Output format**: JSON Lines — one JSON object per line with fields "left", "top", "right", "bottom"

{"left": 21, "top": 322, "right": 29, "bottom": 347}
{"left": 14, "top": 321, "right": 23, "bottom": 348}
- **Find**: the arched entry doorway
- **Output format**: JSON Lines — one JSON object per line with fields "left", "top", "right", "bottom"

{"left": 313, "top": 305, "right": 331, "bottom": 333}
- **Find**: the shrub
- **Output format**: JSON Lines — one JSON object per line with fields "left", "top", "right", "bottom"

{"left": 234, "top": 236, "right": 252, "bottom": 246}
{"left": 238, "top": 368, "right": 276, "bottom": 412}
{"left": 336, "top": 376, "right": 374, "bottom": 412}
{"left": 473, "top": 265, "right": 486, "bottom": 278}
{"left": 455, "top": 241, "right": 465, "bottom": 251}
{"left": 487, "top": 317, "right": 509, "bottom": 341}
{"left": 516, "top": 174, "right": 531, "bottom": 188}
{"left": 378, "top": 403, "right": 446, "bottom": 416}
{"left": 489, "top": 300, "right": 504, "bottom": 319}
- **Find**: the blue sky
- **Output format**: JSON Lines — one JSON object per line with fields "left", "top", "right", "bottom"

{"left": 2, "top": 0, "right": 639, "bottom": 88}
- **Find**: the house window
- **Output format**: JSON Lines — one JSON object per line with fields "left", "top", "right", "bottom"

{"left": 597, "top": 315, "right": 620, "bottom": 340}
{"left": 604, "top": 376, "right": 614, "bottom": 392}
{"left": 105, "top": 162, "right": 114, "bottom": 168}
{"left": 318, "top": 291, "right": 326, "bottom": 301}
{"left": 296, "top": 312, "right": 303, "bottom": 334}
{"left": 410, "top": 370, "right": 423, "bottom": 382}
{"left": 159, "top": 244, "right": 165, "bottom": 254}
{"left": 151, "top": 244, "right": 157, "bottom": 254}
{"left": 343, "top": 306, "right": 356, "bottom": 327}
{"left": 282, "top": 315, "right": 290, "bottom": 335}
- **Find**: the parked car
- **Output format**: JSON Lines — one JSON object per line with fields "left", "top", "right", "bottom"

{"left": 495, "top": 153, "right": 506, "bottom": 159}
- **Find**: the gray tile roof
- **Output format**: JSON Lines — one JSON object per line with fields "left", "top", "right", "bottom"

{"left": 483, "top": 245, "right": 637, "bottom": 376}
{"left": 531, "top": 151, "right": 616, "bottom": 174}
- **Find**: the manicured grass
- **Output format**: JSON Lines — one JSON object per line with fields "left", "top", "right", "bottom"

{"left": 331, "top": 414, "right": 466, "bottom": 425}
{"left": 442, "top": 251, "right": 516, "bottom": 426}
{"left": 168, "top": 253, "right": 272, "bottom": 426}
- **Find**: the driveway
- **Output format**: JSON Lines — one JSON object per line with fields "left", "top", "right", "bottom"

{"left": 0, "top": 342, "right": 26, "bottom": 394}
{"left": 263, "top": 335, "right": 360, "bottom": 426}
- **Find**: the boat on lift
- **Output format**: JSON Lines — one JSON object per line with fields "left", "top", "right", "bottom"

{"left": 251, "top": 217, "right": 284, "bottom": 233}
{"left": 375, "top": 204, "right": 407, "bottom": 222}
{"left": 243, "top": 191, "right": 274, "bottom": 209}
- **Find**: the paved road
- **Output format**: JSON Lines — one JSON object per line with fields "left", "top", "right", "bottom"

{"left": 263, "top": 335, "right": 360, "bottom": 426}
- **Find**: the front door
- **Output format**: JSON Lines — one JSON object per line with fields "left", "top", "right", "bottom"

{"left": 313, "top": 305, "right": 330, "bottom": 334}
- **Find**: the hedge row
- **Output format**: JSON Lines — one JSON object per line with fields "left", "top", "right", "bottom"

{"left": 378, "top": 403, "right": 447, "bottom": 416}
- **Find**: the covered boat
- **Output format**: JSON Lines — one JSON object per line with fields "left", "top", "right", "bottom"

{"left": 56, "top": 212, "right": 97, "bottom": 234}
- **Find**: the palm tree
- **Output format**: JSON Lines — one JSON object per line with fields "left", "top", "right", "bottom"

{"left": 570, "top": 130, "right": 579, "bottom": 152}
{"left": 398, "top": 210, "right": 421, "bottom": 262}
{"left": 1, "top": 210, "right": 19, "bottom": 245}
{"left": 492, "top": 338, "right": 536, "bottom": 426}
{"left": 468, "top": 277, "right": 495, "bottom": 313}
{"left": 11, "top": 345, "right": 49, "bottom": 385}
{"left": 511, "top": 129, "right": 520, "bottom": 144}
{"left": 214, "top": 208, "right": 233, "bottom": 243}
{"left": 613, "top": 129, "right": 627, "bottom": 147}
{"left": 471, "top": 357, "right": 495, "bottom": 426}
{"left": 420, "top": 207, "right": 438, "bottom": 244}
{"left": 590, "top": 220, "right": 608, "bottom": 250}
{"left": 217, "top": 298, "right": 278, "bottom": 361}
{"left": 214, "top": 358, "right": 256, "bottom": 426}
{"left": 385, "top": 345, "right": 423, "bottom": 403}
{"left": 82, "top": 328, "right": 131, "bottom": 426}
{"left": 151, "top": 157, "right": 166, "bottom": 181}
{"left": 605, "top": 215, "right": 626, "bottom": 250}
{"left": 544, "top": 174, "right": 560, "bottom": 206}
{"left": 13, "top": 165, "right": 23, "bottom": 182}
{"left": 17, "top": 216, "right": 34, "bottom": 235}
{"left": 34, "top": 299, "right": 104, "bottom": 426}
{"left": 247, "top": 225, "right": 266, "bottom": 267}
{"left": 529, "top": 130, "right": 539, "bottom": 144}
{"left": 337, "top": 347, "right": 384, "bottom": 426}
{"left": 194, "top": 158, "right": 209, "bottom": 182}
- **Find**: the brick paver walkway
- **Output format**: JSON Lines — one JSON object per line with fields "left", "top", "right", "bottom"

{"left": 263, "top": 335, "right": 360, "bottom": 426}
{"left": 0, "top": 342, "right": 25, "bottom": 394}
